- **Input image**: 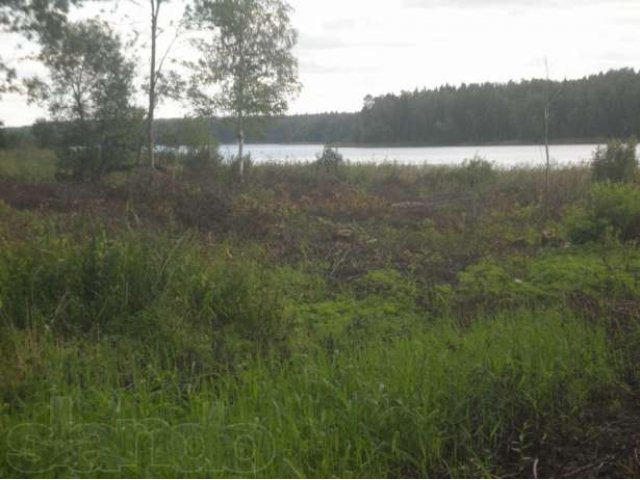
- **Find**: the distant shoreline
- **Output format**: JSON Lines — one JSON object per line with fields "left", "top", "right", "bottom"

{"left": 335, "top": 139, "right": 608, "bottom": 148}
{"left": 220, "top": 139, "right": 607, "bottom": 148}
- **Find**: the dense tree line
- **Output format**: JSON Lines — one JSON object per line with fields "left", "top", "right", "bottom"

{"left": 154, "top": 112, "right": 357, "bottom": 146}
{"left": 13, "top": 68, "right": 640, "bottom": 150}
{"left": 253, "top": 113, "right": 357, "bottom": 144}
{"left": 151, "top": 68, "right": 640, "bottom": 147}
{"left": 356, "top": 68, "right": 640, "bottom": 145}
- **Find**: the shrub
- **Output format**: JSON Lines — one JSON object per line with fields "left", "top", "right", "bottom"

{"left": 54, "top": 114, "right": 143, "bottom": 182}
{"left": 0, "top": 125, "right": 28, "bottom": 149}
{"left": 457, "top": 156, "right": 495, "bottom": 188}
{"left": 565, "top": 182, "right": 640, "bottom": 243}
{"left": 182, "top": 147, "right": 223, "bottom": 173}
{"left": 315, "top": 146, "right": 344, "bottom": 172}
{"left": 31, "top": 118, "right": 62, "bottom": 148}
{"left": 591, "top": 138, "right": 638, "bottom": 183}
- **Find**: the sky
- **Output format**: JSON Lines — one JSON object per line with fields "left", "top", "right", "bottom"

{"left": 1, "top": 0, "right": 640, "bottom": 127}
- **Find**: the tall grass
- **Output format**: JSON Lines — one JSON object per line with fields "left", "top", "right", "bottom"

{"left": 0, "top": 225, "right": 632, "bottom": 477}
{"left": 0, "top": 229, "right": 289, "bottom": 385}
{"left": 0, "top": 309, "right": 617, "bottom": 477}
{"left": 0, "top": 153, "right": 639, "bottom": 477}
{"left": 0, "top": 148, "right": 57, "bottom": 182}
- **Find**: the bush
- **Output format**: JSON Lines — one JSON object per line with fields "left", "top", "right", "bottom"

{"left": 565, "top": 182, "right": 640, "bottom": 243}
{"left": 31, "top": 118, "right": 62, "bottom": 148}
{"left": 158, "top": 146, "right": 223, "bottom": 177}
{"left": 591, "top": 138, "right": 638, "bottom": 183}
{"left": 0, "top": 126, "right": 28, "bottom": 149}
{"left": 457, "top": 156, "right": 495, "bottom": 188}
{"left": 182, "top": 147, "right": 222, "bottom": 172}
{"left": 315, "top": 146, "right": 344, "bottom": 172}
{"left": 54, "top": 115, "right": 143, "bottom": 182}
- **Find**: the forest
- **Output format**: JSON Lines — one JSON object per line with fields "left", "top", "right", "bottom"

{"left": 155, "top": 68, "right": 640, "bottom": 146}
{"left": 355, "top": 68, "right": 640, "bottom": 145}
{"left": 9, "top": 68, "right": 640, "bottom": 149}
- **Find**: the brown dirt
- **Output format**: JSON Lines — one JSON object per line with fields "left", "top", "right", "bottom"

{"left": 0, "top": 179, "right": 127, "bottom": 213}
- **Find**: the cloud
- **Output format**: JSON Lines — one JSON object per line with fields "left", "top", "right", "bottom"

{"left": 1, "top": 93, "right": 46, "bottom": 126}
{"left": 298, "top": 59, "right": 382, "bottom": 75}
{"left": 609, "top": 11, "right": 640, "bottom": 27}
{"left": 404, "top": 0, "right": 635, "bottom": 8}
{"left": 298, "top": 34, "right": 349, "bottom": 50}
{"left": 298, "top": 33, "right": 412, "bottom": 51}
{"left": 592, "top": 49, "right": 639, "bottom": 63}
{"left": 322, "top": 17, "right": 364, "bottom": 31}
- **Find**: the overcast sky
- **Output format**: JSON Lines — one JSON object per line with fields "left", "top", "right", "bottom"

{"left": 1, "top": 0, "right": 639, "bottom": 126}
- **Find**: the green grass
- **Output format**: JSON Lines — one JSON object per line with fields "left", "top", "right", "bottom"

{"left": 0, "top": 148, "right": 57, "bottom": 182}
{"left": 0, "top": 151, "right": 639, "bottom": 477}
{"left": 0, "top": 310, "right": 617, "bottom": 477}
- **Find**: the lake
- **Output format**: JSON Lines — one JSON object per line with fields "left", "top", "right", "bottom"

{"left": 218, "top": 143, "right": 606, "bottom": 167}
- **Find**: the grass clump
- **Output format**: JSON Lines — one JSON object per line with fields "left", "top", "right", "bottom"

{"left": 0, "top": 228, "right": 290, "bottom": 383}
{"left": 0, "top": 148, "right": 56, "bottom": 182}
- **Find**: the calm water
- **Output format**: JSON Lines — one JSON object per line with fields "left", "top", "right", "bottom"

{"left": 218, "top": 143, "right": 606, "bottom": 167}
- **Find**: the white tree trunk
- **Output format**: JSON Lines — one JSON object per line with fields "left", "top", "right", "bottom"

{"left": 237, "top": 116, "right": 245, "bottom": 179}
{"left": 543, "top": 59, "right": 551, "bottom": 214}
{"left": 147, "top": 0, "right": 159, "bottom": 169}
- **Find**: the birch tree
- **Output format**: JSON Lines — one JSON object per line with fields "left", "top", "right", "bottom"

{"left": 146, "top": 0, "right": 161, "bottom": 169}
{"left": 186, "top": 0, "right": 300, "bottom": 178}
{"left": 136, "top": 0, "right": 185, "bottom": 169}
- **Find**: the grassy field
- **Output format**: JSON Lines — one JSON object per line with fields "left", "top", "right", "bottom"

{"left": 0, "top": 149, "right": 639, "bottom": 477}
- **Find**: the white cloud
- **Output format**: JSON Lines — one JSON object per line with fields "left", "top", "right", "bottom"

{"left": 2, "top": 0, "right": 640, "bottom": 125}
{"left": 404, "top": 0, "right": 637, "bottom": 8}
{"left": 298, "top": 32, "right": 412, "bottom": 51}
